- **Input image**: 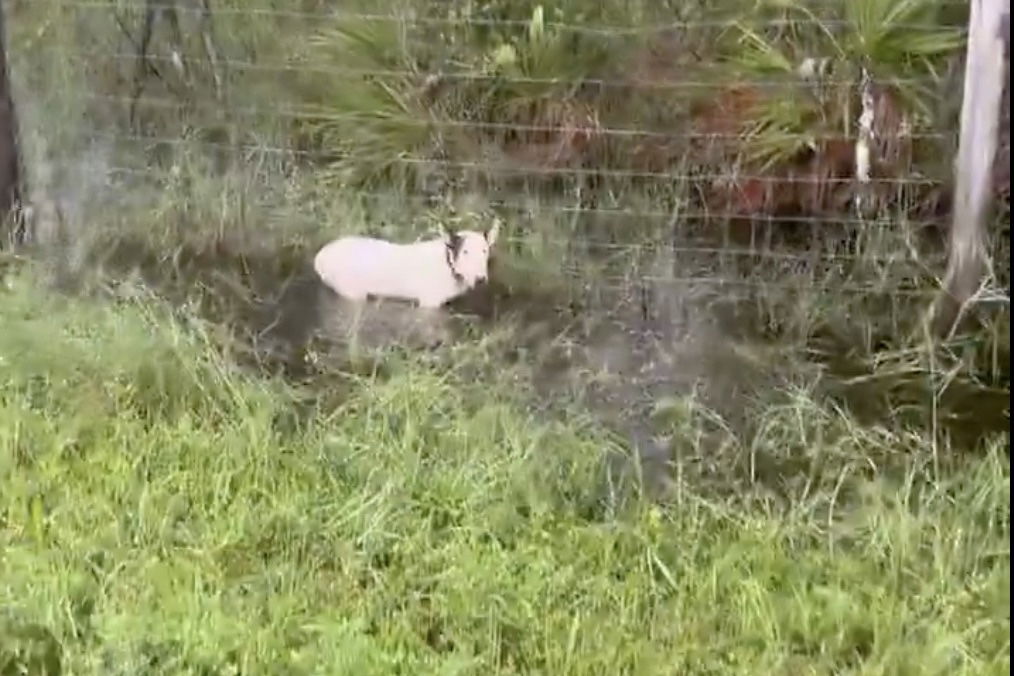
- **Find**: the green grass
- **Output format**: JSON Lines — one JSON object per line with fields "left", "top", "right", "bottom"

{"left": 2, "top": 2, "right": 1010, "bottom": 672}
{"left": 0, "top": 265, "right": 1009, "bottom": 675}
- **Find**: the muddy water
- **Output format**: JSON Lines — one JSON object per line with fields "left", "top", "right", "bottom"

{"left": 73, "top": 219, "right": 1008, "bottom": 504}
{"left": 247, "top": 271, "right": 748, "bottom": 499}
{"left": 235, "top": 235, "right": 1008, "bottom": 502}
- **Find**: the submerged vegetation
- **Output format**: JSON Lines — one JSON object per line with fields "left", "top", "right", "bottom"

{"left": 1, "top": 0, "right": 1010, "bottom": 673}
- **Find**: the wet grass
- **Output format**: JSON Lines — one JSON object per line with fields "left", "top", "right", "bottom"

{"left": 1, "top": 251, "right": 1010, "bottom": 674}
{"left": 3, "top": 4, "right": 1010, "bottom": 670}
{"left": 18, "top": 160, "right": 1006, "bottom": 462}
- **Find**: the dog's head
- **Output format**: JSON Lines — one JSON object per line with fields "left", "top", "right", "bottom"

{"left": 443, "top": 218, "right": 501, "bottom": 287}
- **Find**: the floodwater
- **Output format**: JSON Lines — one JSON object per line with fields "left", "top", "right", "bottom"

{"left": 208, "top": 227, "right": 1010, "bottom": 502}
{"left": 41, "top": 196, "right": 1008, "bottom": 503}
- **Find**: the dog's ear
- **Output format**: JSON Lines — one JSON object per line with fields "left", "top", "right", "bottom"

{"left": 437, "top": 223, "right": 456, "bottom": 247}
{"left": 485, "top": 218, "right": 501, "bottom": 246}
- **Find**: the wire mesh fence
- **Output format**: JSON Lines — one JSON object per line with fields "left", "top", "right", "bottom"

{"left": 4, "top": 0, "right": 1010, "bottom": 322}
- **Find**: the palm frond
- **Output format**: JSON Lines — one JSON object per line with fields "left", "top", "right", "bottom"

{"left": 714, "top": 0, "right": 963, "bottom": 174}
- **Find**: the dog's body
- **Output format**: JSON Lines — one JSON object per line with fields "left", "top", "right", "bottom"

{"left": 313, "top": 221, "right": 500, "bottom": 308}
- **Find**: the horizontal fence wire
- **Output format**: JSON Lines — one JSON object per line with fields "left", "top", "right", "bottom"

{"left": 45, "top": 155, "right": 949, "bottom": 233}
{"left": 57, "top": 1, "right": 973, "bottom": 32}
{"left": 14, "top": 1, "right": 998, "bottom": 308}
{"left": 51, "top": 49, "right": 957, "bottom": 91}
{"left": 52, "top": 131, "right": 947, "bottom": 186}
{"left": 75, "top": 91, "right": 951, "bottom": 143}
{"left": 37, "top": 156, "right": 954, "bottom": 300}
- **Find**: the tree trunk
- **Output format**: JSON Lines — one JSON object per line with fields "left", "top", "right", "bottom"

{"left": 0, "top": 0, "right": 23, "bottom": 246}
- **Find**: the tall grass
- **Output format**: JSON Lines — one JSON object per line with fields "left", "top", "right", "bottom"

{"left": 0, "top": 265, "right": 1009, "bottom": 674}
{"left": 1, "top": 3, "right": 1010, "bottom": 672}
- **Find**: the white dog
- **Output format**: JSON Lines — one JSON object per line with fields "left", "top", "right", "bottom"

{"left": 313, "top": 219, "right": 501, "bottom": 308}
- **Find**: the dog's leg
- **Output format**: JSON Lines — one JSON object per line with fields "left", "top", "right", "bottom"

{"left": 345, "top": 298, "right": 368, "bottom": 357}
{"left": 414, "top": 303, "right": 451, "bottom": 349}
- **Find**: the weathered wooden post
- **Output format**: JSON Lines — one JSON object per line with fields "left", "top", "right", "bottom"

{"left": 0, "top": 0, "right": 23, "bottom": 246}
{"left": 930, "top": 0, "right": 1010, "bottom": 338}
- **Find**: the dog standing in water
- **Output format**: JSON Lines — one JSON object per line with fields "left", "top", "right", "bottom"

{"left": 313, "top": 219, "right": 501, "bottom": 347}
{"left": 313, "top": 219, "right": 501, "bottom": 308}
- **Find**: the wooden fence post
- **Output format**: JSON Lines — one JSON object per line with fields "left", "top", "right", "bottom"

{"left": 930, "top": 0, "right": 1010, "bottom": 338}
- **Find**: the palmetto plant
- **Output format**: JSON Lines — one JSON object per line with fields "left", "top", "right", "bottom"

{"left": 711, "top": 0, "right": 965, "bottom": 200}
{"left": 298, "top": 14, "right": 440, "bottom": 189}
{"left": 470, "top": 6, "right": 611, "bottom": 168}
{"left": 297, "top": 4, "right": 621, "bottom": 189}
{"left": 291, "top": 0, "right": 966, "bottom": 209}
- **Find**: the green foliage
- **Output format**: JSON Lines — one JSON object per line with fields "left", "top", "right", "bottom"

{"left": 841, "top": 0, "right": 967, "bottom": 68}
{"left": 721, "top": 0, "right": 966, "bottom": 171}
{"left": 301, "top": 16, "right": 437, "bottom": 188}
{"left": 271, "top": 0, "right": 974, "bottom": 206}
{"left": 1, "top": 4, "right": 1010, "bottom": 671}
{"left": 8, "top": 0, "right": 988, "bottom": 211}
{"left": 0, "top": 265, "right": 1010, "bottom": 674}
{"left": 295, "top": 4, "right": 623, "bottom": 190}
